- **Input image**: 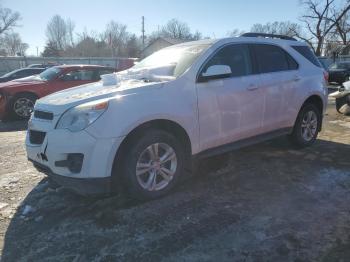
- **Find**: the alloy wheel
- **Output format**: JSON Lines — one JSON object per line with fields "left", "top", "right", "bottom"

{"left": 301, "top": 110, "right": 318, "bottom": 141}
{"left": 136, "top": 142, "right": 177, "bottom": 191}
{"left": 13, "top": 98, "right": 34, "bottom": 118}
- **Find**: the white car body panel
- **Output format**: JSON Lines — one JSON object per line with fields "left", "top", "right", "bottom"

{"left": 25, "top": 37, "right": 327, "bottom": 191}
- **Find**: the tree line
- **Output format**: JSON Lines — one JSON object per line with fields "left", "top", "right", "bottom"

{"left": 42, "top": 16, "right": 202, "bottom": 57}
{"left": 0, "top": 0, "right": 349, "bottom": 57}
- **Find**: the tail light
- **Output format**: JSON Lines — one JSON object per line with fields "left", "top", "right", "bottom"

{"left": 323, "top": 71, "right": 329, "bottom": 83}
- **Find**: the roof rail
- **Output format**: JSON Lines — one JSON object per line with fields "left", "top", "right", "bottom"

{"left": 241, "top": 32, "right": 297, "bottom": 41}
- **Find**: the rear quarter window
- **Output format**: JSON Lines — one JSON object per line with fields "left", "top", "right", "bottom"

{"left": 292, "top": 46, "right": 321, "bottom": 68}
{"left": 253, "top": 44, "right": 298, "bottom": 73}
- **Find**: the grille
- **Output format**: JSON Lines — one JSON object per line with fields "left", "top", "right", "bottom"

{"left": 34, "top": 110, "right": 54, "bottom": 120}
{"left": 29, "top": 130, "right": 46, "bottom": 145}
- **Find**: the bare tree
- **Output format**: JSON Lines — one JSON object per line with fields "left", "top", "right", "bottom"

{"left": 42, "top": 41, "right": 60, "bottom": 57}
{"left": 293, "top": 0, "right": 350, "bottom": 55}
{"left": 0, "top": 6, "right": 21, "bottom": 35}
{"left": 227, "top": 28, "right": 245, "bottom": 37}
{"left": 330, "top": 9, "right": 350, "bottom": 45}
{"left": 250, "top": 21, "right": 302, "bottom": 37}
{"left": 45, "top": 15, "right": 69, "bottom": 50}
{"left": 66, "top": 18, "right": 75, "bottom": 47}
{"left": 104, "top": 21, "right": 128, "bottom": 56}
{"left": 2, "top": 32, "right": 28, "bottom": 56}
{"left": 161, "top": 19, "right": 192, "bottom": 40}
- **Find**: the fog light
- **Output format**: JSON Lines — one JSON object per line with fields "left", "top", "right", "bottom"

{"left": 55, "top": 153, "right": 84, "bottom": 173}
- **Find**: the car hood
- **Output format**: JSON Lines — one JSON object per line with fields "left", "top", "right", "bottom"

{"left": 35, "top": 66, "right": 176, "bottom": 115}
{"left": 0, "top": 75, "right": 45, "bottom": 90}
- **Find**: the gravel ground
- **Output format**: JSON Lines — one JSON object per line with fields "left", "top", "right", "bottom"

{"left": 0, "top": 96, "right": 350, "bottom": 262}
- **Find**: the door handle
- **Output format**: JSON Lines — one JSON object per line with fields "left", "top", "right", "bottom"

{"left": 247, "top": 84, "right": 259, "bottom": 91}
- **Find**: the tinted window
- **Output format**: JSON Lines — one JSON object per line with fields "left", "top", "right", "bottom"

{"left": 203, "top": 44, "right": 252, "bottom": 77}
{"left": 62, "top": 70, "right": 95, "bottom": 81}
{"left": 330, "top": 63, "right": 350, "bottom": 70}
{"left": 39, "top": 67, "right": 62, "bottom": 81}
{"left": 292, "top": 45, "right": 321, "bottom": 68}
{"left": 286, "top": 53, "right": 298, "bottom": 70}
{"left": 254, "top": 44, "right": 291, "bottom": 73}
{"left": 13, "top": 69, "right": 34, "bottom": 78}
{"left": 32, "top": 68, "right": 45, "bottom": 74}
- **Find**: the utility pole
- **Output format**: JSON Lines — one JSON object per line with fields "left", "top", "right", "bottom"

{"left": 142, "top": 16, "right": 145, "bottom": 49}
{"left": 36, "top": 47, "right": 39, "bottom": 57}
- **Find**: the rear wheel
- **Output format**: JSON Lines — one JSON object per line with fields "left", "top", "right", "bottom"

{"left": 289, "top": 104, "right": 321, "bottom": 148}
{"left": 120, "top": 129, "right": 186, "bottom": 200}
{"left": 10, "top": 93, "right": 37, "bottom": 120}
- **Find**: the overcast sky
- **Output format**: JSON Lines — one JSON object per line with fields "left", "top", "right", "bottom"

{"left": 3, "top": 0, "right": 302, "bottom": 56}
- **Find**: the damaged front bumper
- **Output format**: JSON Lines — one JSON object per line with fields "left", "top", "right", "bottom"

{"left": 25, "top": 118, "right": 123, "bottom": 196}
{"left": 29, "top": 159, "right": 111, "bottom": 195}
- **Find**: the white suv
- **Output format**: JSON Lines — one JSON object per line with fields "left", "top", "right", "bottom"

{"left": 26, "top": 33, "right": 328, "bottom": 200}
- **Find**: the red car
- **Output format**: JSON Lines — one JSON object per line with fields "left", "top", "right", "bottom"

{"left": 0, "top": 65, "right": 115, "bottom": 120}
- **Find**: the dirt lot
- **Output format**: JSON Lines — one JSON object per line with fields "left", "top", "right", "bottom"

{"left": 0, "top": 96, "right": 350, "bottom": 262}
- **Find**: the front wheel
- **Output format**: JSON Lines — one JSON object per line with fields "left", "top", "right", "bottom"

{"left": 289, "top": 104, "right": 321, "bottom": 148}
{"left": 121, "top": 129, "right": 187, "bottom": 200}
{"left": 10, "top": 94, "right": 37, "bottom": 120}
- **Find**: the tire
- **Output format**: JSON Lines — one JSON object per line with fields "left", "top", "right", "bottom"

{"left": 120, "top": 129, "right": 187, "bottom": 200}
{"left": 336, "top": 95, "right": 348, "bottom": 113}
{"left": 10, "top": 93, "right": 37, "bottom": 120}
{"left": 289, "top": 103, "right": 321, "bottom": 148}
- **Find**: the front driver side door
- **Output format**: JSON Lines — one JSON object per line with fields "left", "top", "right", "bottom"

{"left": 196, "top": 43, "right": 264, "bottom": 152}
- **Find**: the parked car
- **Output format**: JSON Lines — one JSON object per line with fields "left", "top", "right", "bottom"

{"left": 329, "top": 80, "right": 350, "bottom": 114}
{"left": 0, "top": 65, "right": 115, "bottom": 120}
{"left": 27, "top": 63, "right": 58, "bottom": 69}
{"left": 328, "top": 61, "right": 350, "bottom": 84}
{"left": 0, "top": 68, "right": 46, "bottom": 83}
{"left": 26, "top": 33, "right": 328, "bottom": 200}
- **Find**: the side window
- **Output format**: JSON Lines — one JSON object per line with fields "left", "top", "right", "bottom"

{"left": 202, "top": 44, "right": 253, "bottom": 78}
{"left": 286, "top": 53, "right": 298, "bottom": 70}
{"left": 61, "top": 70, "right": 95, "bottom": 81}
{"left": 292, "top": 46, "right": 321, "bottom": 68}
{"left": 15, "top": 70, "right": 31, "bottom": 78}
{"left": 254, "top": 44, "right": 291, "bottom": 73}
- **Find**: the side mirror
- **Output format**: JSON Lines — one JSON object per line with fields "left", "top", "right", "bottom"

{"left": 198, "top": 65, "right": 232, "bottom": 82}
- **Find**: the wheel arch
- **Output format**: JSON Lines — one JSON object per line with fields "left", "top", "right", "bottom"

{"left": 111, "top": 119, "right": 193, "bottom": 185}
{"left": 299, "top": 94, "right": 324, "bottom": 131}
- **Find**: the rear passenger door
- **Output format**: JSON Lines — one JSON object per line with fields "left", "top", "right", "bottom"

{"left": 252, "top": 44, "right": 299, "bottom": 133}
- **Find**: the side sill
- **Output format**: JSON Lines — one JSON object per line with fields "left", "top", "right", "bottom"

{"left": 194, "top": 127, "right": 293, "bottom": 159}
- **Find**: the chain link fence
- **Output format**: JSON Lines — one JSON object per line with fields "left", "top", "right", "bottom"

{"left": 0, "top": 57, "right": 136, "bottom": 75}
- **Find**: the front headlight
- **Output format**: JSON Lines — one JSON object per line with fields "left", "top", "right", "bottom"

{"left": 56, "top": 99, "right": 109, "bottom": 132}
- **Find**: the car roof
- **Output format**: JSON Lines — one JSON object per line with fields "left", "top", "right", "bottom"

{"left": 55, "top": 64, "right": 114, "bottom": 69}
{"left": 12, "top": 67, "right": 45, "bottom": 72}
{"left": 173, "top": 36, "right": 307, "bottom": 48}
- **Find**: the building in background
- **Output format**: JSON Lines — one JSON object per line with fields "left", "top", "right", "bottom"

{"left": 140, "top": 37, "right": 185, "bottom": 58}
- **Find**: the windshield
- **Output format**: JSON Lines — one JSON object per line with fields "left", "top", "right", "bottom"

{"left": 39, "top": 67, "right": 62, "bottom": 81}
{"left": 133, "top": 44, "right": 210, "bottom": 77}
